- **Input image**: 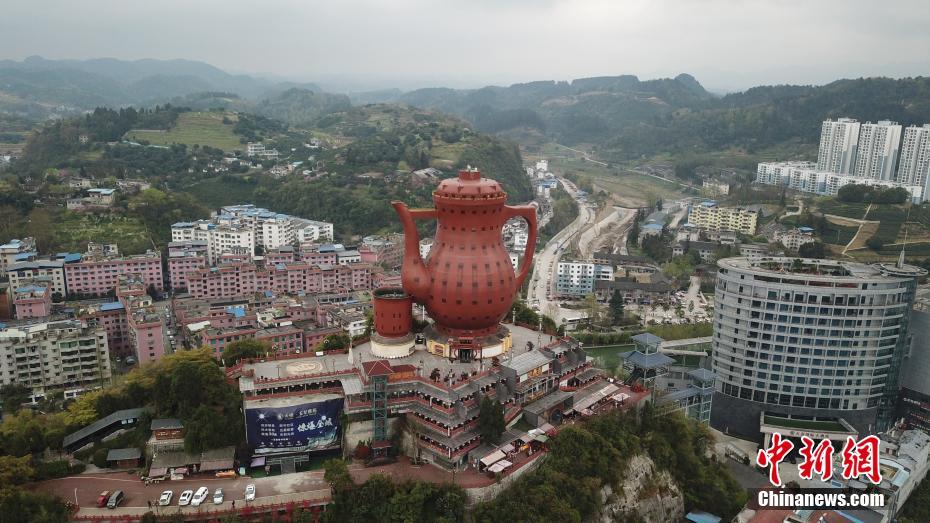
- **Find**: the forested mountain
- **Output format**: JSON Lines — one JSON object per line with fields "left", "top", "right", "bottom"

{"left": 390, "top": 74, "right": 930, "bottom": 162}
{"left": 396, "top": 74, "right": 715, "bottom": 144}
{"left": 0, "top": 56, "right": 324, "bottom": 119}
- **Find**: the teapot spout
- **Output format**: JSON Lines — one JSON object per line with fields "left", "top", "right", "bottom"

{"left": 392, "top": 201, "right": 435, "bottom": 302}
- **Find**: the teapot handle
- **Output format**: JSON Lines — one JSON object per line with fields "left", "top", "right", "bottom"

{"left": 503, "top": 204, "right": 538, "bottom": 291}
{"left": 408, "top": 208, "right": 438, "bottom": 263}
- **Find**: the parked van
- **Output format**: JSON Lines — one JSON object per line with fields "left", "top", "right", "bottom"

{"left": 107, "top": 490, "right": 125, "bottom": 509}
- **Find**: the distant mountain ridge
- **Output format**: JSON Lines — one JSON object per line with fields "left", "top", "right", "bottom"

{"left": 366, "top": 73, "right": 930, "bottom": 162}
{"left": 6, "top": 56, "right": 930, "bottom": 165}
{"left": 0, "top": 56, "right": 326, "bottom": 120}
{"left": 385, "top": 73, "right": 716, "bottom": 144}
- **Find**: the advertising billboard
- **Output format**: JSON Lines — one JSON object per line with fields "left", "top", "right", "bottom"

{"left": 245, "top": 395, "right": 343, "bottom": 454}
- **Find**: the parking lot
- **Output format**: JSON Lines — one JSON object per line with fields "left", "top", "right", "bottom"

{"left": 37, "top": 469, "right": 328, "bottom": 510}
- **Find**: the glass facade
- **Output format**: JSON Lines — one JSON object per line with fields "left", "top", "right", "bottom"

{"left": 713, "top": 258, "right": 922, "bottom": 430}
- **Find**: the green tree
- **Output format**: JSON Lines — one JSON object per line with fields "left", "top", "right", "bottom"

{"left": 478, "top": 396, "right": 505, "bottom": 444}
{"left": 0, "top": 455, "right": 36, "bottom": 486}
{"left": 221, "top": 339, "right": 270, "bottom": 365}
{"left": 319, "top": 333, "right": 351, "bottom": 352}
{"left": 608, "top": 290, "right": 625, "bottom": 326}
{"left": 866, "top": 237, "right": 885, "bottom": 251}
{"left": 0, "top": 384, "right": 31, "bottom": 414}
{"left": 92, "top": 448, "right": 109, "bottom": 468}
{"left": 0, "top": 488, "right": 71, "bottom": 523}
{"left": 323, "top": 458, "right": 353, "bottom": 492}
{"left": 25, "top": 208, "right": 55, "bottom": 253}
{"left": 798, "top": 241, "right": 826, "bottom": 258}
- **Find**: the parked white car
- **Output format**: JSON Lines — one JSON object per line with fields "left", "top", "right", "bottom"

{"left": 213, "top": 488, "right": 224, "bottom": 504}
{"left": 191, "top": 486, "right": 209, "bottom": 506}
{"left": 244, "top": 484, "right": 256, "bottom": 502}
{"left": 178, "top": 490, "right": 194, "bottom": 506}
{"left": 158, "top": 490, "right": 173, "bottom": 506}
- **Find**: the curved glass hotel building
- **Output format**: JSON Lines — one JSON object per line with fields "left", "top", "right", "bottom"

{"left": 711, "top": 256, "right": 924, "bottom": 438}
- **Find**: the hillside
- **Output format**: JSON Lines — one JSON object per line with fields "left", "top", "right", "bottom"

{"left": 397, "top": 73, "right": 715, "bottom": 145}
{"left": 391, "top": 75, "right": 930, "bottom": 164}
{"left": 0, "top": 56, "right": 325, "bottom": 119}
{"left": 242, "top": 104, "right": 534, "bottom": 237}
{"left": 5, "top": 103, "right": 532, "bottom": 242}
{"left": 124, "top": 111, "right": 242, "bottom": 151}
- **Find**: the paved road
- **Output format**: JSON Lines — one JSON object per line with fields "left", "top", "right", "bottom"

{"left": 527, "top": 178, "right": 595, "bottom": 322}
{"left": 577, "top": 206, "right": 634, "bottom": 259}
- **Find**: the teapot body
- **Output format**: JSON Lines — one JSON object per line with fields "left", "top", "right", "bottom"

{"left": 394, "top": 168, "right": 538, "bottom": 337}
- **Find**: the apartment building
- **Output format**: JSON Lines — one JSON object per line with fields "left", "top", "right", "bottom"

{"left": 220, "top": 206, "right": 294, "bottom": 249}
{"left": 686, "top": 201, "right": 758, "bottom": 235}
{"left": 294, "top": 219, "right": 334, "bottom": 243}
{"left": 185, "top": 261, "right": 372, "bottom": 300}
{"left": 0, "top": 320, "right": 112, "bottom": 395}
{"left": 897, "top": 124, "right": 930, "bottom": 187}
{"left": 171, "top": 206, "right": 333, "bottom": 263}
{"left": 78, "top": 301, "right": 131, "bottom": 358}
{"left": 759, "top": 118, "right": 930, "bottom": 202}
{"left": 358, "top": 234, "right": 404, "bottom": 269}
{"left": 245, "top": 142, "right": 278, "bottom": 159}
{"left": 756, "top": 161, "right": 925, "bottom": 202}
{"left": 63, "top": 250, "right": 163, "bottom": 297}
{"left": 774, "top": 227, "right": 816, "bottom": 251}
{"left": 0, "top": 238, "right": 36, "bottom": 272}
{"left": 167, "top": 241, "right": 208, "bottom": 291}
{"left": 6, "top": 257, "right": 72, "bottom": 299}
{"left": 172, "top": 221, "right": 254, "bottom": 266}
{"left": 555, "top": 261, "right": 614, "bottom": 297}
{"left": 12, "top": 284, "right": 52, "bottom": 319}
{"left": 246, "top": 142, "right": 265, "bottom": 156}
{"left": 116, "top": 276, "right": 166, "bottom": 363}
{"left": 854, "top": 120, "right": 903, "bottom": 181}
{"left": 817, "top": 118, "right": 860, "bottom": 174}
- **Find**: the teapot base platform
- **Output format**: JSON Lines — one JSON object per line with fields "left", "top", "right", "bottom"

{"left": 422, "top": 323, "right": 513, "bottom": 362}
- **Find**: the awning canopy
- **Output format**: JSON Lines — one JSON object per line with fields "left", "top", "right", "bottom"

{"left": 250, "top": 457, "right": 266, "bottom": 468}
{"left": 487, "top": 459, "right": 514, "bottom": 473}
{"left": 611, "top": 392, "right": 631, "bottom": 403}
{"left": 572, "top": 383, "right": 620, "bottom": 413}
{"left": 480, "top": 449, "right": 506, "bottom": 467}
{"left": 148, "top": 467, "right": 168, "bottom": 478}
{"left": 499, "top": 443, "right": 515, "bottom": 454}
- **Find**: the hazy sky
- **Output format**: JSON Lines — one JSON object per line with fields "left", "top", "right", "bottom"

{"left": 3, "top": 0, "right": 930, "bottom": 92}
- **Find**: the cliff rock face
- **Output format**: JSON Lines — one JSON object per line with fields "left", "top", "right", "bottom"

{"left": 597, "top": 454, "right": 684, "bottom": 523}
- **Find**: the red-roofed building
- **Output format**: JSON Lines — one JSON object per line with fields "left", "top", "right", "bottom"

{"left": 362, "top": 359, "right": 394, "bottom": 377}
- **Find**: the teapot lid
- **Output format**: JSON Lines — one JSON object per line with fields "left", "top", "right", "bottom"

{"left": 434, "top": 167, "right": 506, "bottom": 201}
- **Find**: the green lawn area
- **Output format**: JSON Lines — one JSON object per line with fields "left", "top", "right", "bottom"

{"left": 645, "top": 322, "right": 713, "bottom": 340}
{"left": 183, "top": 175, "right": 258, "bottom": 208}
{"left": 430, "top": 140, "right": 467, "bottom": 163}
{"left": 763, "top": 415, "right": 847, "bottom": 432}
{"left": 877, "top": 241, "right": 930, "bottom": 257}
{"left": 586, "top": 344, "right": 635, "bottom": 370}
{"left": 125, "top": 112, "right": 243, "bottom": 152}
{"left": 54, "top": 211, "right": 153, "bottom": 254}
{"left": 816, "top": 199, "right": 869, "bottom": 219}
{"left": 865, "top": 204, "right": 907, "bottom": 243}
{"left": 821, "top": 223, "right": 859, "bottom": 246}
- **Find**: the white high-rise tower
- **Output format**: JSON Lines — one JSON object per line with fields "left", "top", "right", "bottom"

{"left": 897, "top": 124, "right": 930, "bottom": 188}
{"left": 854, "top": 120, "right": 903, "bottom": 180}
{"left": 817, "top": 118, "right": 860, "bottom": 174}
